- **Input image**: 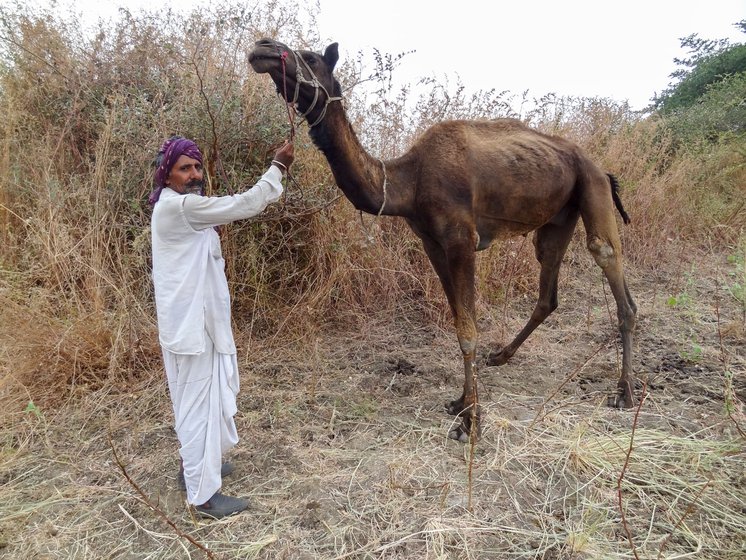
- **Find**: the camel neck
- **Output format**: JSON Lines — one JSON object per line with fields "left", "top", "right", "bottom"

{"left": 308, "top": 105, "right": 413, "bottom": 217}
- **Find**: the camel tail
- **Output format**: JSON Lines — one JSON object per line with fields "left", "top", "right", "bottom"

{"left": 607, "top": 173, "right": 631, "bottom": 225}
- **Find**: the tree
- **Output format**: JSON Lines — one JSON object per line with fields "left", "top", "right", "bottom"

{"left": 654, "top": 20, "right": 746, "bottom": 114}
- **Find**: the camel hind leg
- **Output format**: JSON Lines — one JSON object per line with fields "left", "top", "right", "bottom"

{"left": 581, "top": 172, "right": 637, "bottom": 408}
{"left": 488, "top": 210, "right": 580, "bottom": 366}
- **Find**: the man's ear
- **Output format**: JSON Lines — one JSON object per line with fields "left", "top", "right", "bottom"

{"left": 323, "top": 43, "right": 339, "bottom": 71}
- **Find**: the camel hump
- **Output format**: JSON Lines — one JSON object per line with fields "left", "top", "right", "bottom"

{"left": 421, "top": 118, "right": 530, "bottom": 139}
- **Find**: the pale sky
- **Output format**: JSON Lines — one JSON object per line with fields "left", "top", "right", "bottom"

{"left": 16, "top": 0, "right": 746, "bottom": 111}
{"left": 315, "top": 0, "right": 745, "bottom": 110}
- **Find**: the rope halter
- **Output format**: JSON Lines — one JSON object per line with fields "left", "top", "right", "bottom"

{"left": 279, "top": 47, "right": 343, "bottom": 128}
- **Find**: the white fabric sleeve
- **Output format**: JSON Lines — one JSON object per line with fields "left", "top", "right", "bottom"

{"left": 181, "top": 166, "right": 284, "bottom": 230}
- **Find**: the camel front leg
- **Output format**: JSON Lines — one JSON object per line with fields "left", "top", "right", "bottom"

{"left": 442, "top": 243, "right": 481, "bottom": 442}
{"left": 446, "top": 315, "right": 481, "bottom": 443}
{"left": 420, "top": 233, "right": 481, "bottom": 442}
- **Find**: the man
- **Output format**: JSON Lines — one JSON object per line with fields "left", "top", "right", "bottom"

{"left": 150, "top": 136, "right": 294, "bottom": 519}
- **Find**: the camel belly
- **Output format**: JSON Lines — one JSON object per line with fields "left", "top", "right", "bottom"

{"left": 475, "top": 200, "right": 578, "bottom": 250}
{"left": 475, "top": 216, "right": 537, "bottom": 250}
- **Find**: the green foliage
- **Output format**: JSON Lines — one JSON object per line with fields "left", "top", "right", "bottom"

{"left": 659, "top": 43, "right": 746, "bottom": 113}
{"left": 643, "top": 23, "right": 746, "bottom": 237}
{"left": 654, "top": 23, "right": 746, "bottom": 156}
{"left": 661, "top": 72, "right": 746, "bottom": 146}
{"left": 667, "top": 272, "right": 696, "bottom": 309}
{"left": 655, "top": 21, "right": 746, "bottom": 114}
{"left": 666, "top": 294, "right": 690, "bottom": 308}
{"left": 24, "top": 400, "right": 43, "bottom": 419}
{"left": 679, "top": 341, "right": 703, "bottom": 363}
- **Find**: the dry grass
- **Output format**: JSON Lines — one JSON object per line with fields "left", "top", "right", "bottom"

{"left": 1, "top": 256, "right": 745, "bottom": 559}
{"left": 0, "top": 2, "right": 744, "bottom": 559}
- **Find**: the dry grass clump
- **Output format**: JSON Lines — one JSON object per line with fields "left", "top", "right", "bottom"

{"left": 2, "top": 1, "right": 743, "bottom": 405}
{"left": 0, "top": 1, "right": 323, "bottom": 397}
{"left": 1, "top": 311, "right": 743, "bottom": 558}
{"left": 0, "top": 3, "right": 744, "bottom": 558}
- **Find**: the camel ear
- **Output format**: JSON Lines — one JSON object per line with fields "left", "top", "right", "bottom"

{"left": 323, "top": 43, "right": 339, "bottom": 71}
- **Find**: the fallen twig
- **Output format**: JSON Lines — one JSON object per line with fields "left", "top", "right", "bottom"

{"left": 714, "top": 278, "right": 746, "bottom": 438}
{"left": 108, "top": 431, "right": 215, "bottom": 560}
{"left": 617, "top": 382, "right": 648, "bottom": 560}
{"left": 468, "top": 373, "right": 479, "bottom": 512}
{"left": 656, "top": 476, "right": 712, "bottom": 559}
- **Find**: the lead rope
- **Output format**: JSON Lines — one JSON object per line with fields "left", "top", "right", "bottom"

{"left": 277, "top": 49, "right": 304, "bottom": 202}
{"left": 360, "top": 159, "right": 388, "bottom": 242}
{"left": 377, "top": 159, "right": 388, "bottom": 217}
{"left": 279, "top": 49, "right": 296, "bottom": 141}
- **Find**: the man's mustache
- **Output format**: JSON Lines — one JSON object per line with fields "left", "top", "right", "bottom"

{"left": 184, "top": 179, "right": 205, "bottom": 195}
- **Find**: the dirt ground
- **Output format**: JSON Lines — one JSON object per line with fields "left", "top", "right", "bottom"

{"left": 1, "top": 249, "right": 744, "bottom": 559}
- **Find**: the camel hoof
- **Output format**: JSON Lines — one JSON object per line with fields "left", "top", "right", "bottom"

{"left": 486, "top": 348, "right": 510, "bottom": 366}
{"left": 446, "top": 398, "right": 465, "bottom": 416}
{"left": 607, "top": 388, "right": 635, "bottom": 409}
{"left": 447, "top": 407, "right": 482, "bottom": 443}
{"left": 448, "top": 426, "right": 470, "bottom": 443}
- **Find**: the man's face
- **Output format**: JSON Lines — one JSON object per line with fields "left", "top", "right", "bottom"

{"left": 166, "top": 154, "right": 204, "bottom": 195}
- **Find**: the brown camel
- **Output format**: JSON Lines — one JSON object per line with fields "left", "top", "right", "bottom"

{"left": 249, "top": 39, "right": 637, "bottom": 441}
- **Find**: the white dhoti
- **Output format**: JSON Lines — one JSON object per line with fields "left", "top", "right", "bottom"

{"left": 162, "top": 331, "right": 240, "bottom": 505}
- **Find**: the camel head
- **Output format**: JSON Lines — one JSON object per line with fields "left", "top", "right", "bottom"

{"left": 249, "top": 39, "right": 342, "bottom": 127}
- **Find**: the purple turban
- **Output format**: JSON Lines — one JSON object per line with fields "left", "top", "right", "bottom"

{"left": 149, "top": 136, "right": 204, "bottom": 205}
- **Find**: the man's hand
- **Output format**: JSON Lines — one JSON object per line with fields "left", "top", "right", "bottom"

{"left": 271, "top": 141, "right": 294, "bottom": 174}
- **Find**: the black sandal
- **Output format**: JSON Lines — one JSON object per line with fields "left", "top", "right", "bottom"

{"left": 195, "top": 492, "right": 249, "bottom": 519}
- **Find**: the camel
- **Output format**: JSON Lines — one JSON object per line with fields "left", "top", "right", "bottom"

{"left": 249, "top": 39, "right": 637, "bottom": 441}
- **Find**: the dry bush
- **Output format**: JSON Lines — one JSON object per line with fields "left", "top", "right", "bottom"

{"left": 1, "top": 4, "right": 744, "bottom": 560}
{"left": 1, "top": 2, "right": 743, "bottom": 409}
{"left": 0, "top": 1, "right": 319, "bottom": 401}
{"left": 0, "top": 1, "right": 467, "bottom": 405}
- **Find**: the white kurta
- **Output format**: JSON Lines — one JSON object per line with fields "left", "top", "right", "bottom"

{"left": 151, "top": 166, "right": 283, "bottom": 505}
